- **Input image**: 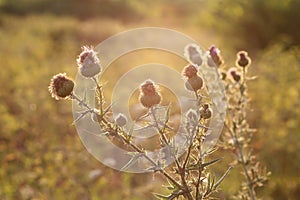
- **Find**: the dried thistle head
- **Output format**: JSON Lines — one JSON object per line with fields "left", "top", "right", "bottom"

{"left": 228, "top": 67, "right": 241, "bottom": 82}
{"left": 236, "top": 51, "right": 251, "bottom": 68}
{"left": 48, "top": 73, "right": 74, "bottom": 100}
{"left": 139, "top": 79, "right": 162, "bottom": 108}
{"left": 182, "top": 64, "right": 203, "bottom": 92}
{"left": 77, "top": 46, "right": 101, "bottom": 78}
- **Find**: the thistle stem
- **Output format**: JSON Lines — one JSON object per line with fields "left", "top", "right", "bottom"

{"left": 72, "top": 93, "right": 182, "bottom": 191}
{"left": 224, "top": 123, "right": 256, "bottom": 200}
{"left": 150, "top": 106, "right": 193, "bottom": 199}
{"left": 71, "top": 93, "right": 93, "bottom": 111}
{"left": 92, "top": 77, "right": 104, "bottom": 115}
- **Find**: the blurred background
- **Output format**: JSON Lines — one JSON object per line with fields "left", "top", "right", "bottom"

{"left": 0, "top": 0, "right": 299, "bottom": 199}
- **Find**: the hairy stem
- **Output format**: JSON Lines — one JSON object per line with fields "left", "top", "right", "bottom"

{"left": 92, "top": 77, "right": 104, "bottom": 115}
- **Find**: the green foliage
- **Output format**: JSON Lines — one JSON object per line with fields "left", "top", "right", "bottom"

{"left": 0, "top": 14, "right": 78, "bottom": 199}
{"left": 250, "top": 44, "right": 300, "bottom": 199}
{"left": 0, "top": 0, "right": 139, "bottom": 20}
{"left": 195, "top": 0, "right": 300, "bottom": 50}
{"left": 0, "top": 14, "right": 155, "bottom": 200}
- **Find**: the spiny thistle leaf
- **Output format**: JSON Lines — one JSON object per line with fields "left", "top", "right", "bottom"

{"left": 213, "top": 166, "right": 233, "bottom": 190}
{"left": 153, "top": 190, "right": 183, "bottom": 200}
{"left": 161, "top": 104, "right": 171, "bottom": 132}
{"left": 121, "top": 152, "right": 144, "bottom": 171}
{"left": 188, "top": 158, "right": 222, "bottom": 170}
{"left": 146, "top": 160, "right": 164, "bottom": 172}
{"left": 125, "top": 122, "right": 135, "bottom": 141}
{"left": 204, "top": 173, "right": 216, "bottom": 197}
{"left": 72, "top": 110, "right": 91, "bottom": 124}
{"left": 165, "top": 176, "right": 180, "bottom": 190}
{"left": 202, "top": 158, "right": 222, "bottom": 168}
{"left": 153, "top": 193, "right": 169, "bottom": 200}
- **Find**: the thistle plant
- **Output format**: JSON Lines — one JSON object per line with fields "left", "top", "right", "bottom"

{"left": 48, "top": 44, "right": 269, "bottom": 199}
{"left": 220, "top": 50, "right": 270, "bottom": 200}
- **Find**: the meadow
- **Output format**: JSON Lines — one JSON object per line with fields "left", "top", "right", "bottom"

{"left": 0, "top": 0, "right": 299, "bottom": 199}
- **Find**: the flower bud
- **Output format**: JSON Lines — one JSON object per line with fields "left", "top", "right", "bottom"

{"left": 208, "top": 45, "right": 223, "bottom": 67}
{"left": 114, "top": 113, "right": 128, "bottom": 127}
{"left": 228, "top": 67, "right": 241, "bottom": 82}
{"left": 139, "top": 79, "right": 162, "bottom": 108}
{"left": 48, "top": 73, "right": 74, "bottom": 100}
{"left": 77, "top": 46, "right": 101, "bottom": 78}
{"left": 236, "top": 51, "right": 251, "bottom": 68}
{"left": 199, "top": 103, "right": 212, "bottom": 119}
{"left": 220, "top": 71, "right": 227, "bottom": 80}
{"left": 185, "top": 44, "right": 203, "bottom": 66}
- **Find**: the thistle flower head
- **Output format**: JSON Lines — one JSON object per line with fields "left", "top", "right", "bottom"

{"left": 182, "top": 64, "right": 198, "bottom": 79}
{"left": 77, "top": 46, "right": 99, "bottom": 65}
{"left": 48, "top": 73, "right": 74, "bottom": 100}
{"left": 182, "top": 64, "right": 203, "bottom": 92}
{"left": 187, "top": 45, "right": 198, "bottom": 56}
{"left": 77, "top": 46, "right": 101, "bottom": 78}
{"left": 185, "top": 44, "right": 203, "bottom": 66}
{"left": 228, "top": 67, "right": 241, "bottom": 82}
{"left": 140, "top": 79, "right": 159, "bottom": 96}
{"left": 184, "top": 76, "right": 203, "bottom": 92}
{"left": 139, "top": 79, "right": 162, "bottom": 108}
{"left": 236, "top": 51, "right": 251, "bottom": 68}
{"left": 209, "top": 45, "right": 220, "bottom": 57}
{"left": 208, "top": 45, "right": 223, "bottom": 67}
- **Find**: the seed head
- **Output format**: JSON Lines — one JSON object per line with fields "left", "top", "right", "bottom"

{"left": 77, "top": 46, "right": 101, "bottom": 78}
{"left": 49, "top": 73, "right": 74, "bottom": 100}
{"left": 139, "top": 79, "right": 162, "bottom": 108}
{"left": 236, "top": 51, "right": 251, "bottom": 68}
